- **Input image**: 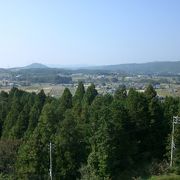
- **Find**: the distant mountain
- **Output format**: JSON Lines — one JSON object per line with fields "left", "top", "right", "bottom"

{"left": 0, "top": 68, "right": 8, "bottom": 72}
{"left": 86, "top": 61, "right": 180, "bottom": 75}
{"left": 23, "top": 63, "right": 49, "bottom": 69}
{"left": 8, "top": 63, "right": 49, "bottom": 72}
{"left": 48, "top": 64, "right": 89, "bottom": 69}
{"left": 6, "top": 61, "right": 180, "bottom": 75}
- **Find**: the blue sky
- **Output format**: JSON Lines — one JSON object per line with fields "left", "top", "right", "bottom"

{"left": 0, "top": 0, "right": 180, "bottom": 67}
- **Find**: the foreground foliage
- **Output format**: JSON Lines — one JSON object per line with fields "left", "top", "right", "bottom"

{"left": 0, "top": 83, "right": 180, "bottom": 179}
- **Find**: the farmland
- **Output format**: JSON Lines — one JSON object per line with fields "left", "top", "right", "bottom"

{"left": 1, "top": 68, "right": 180, "bottom": 98}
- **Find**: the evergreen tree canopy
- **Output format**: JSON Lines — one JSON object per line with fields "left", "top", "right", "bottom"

{"left": 60, "top": 88, "right": 72, "bottom": 111}
{"left": 83, "top": 83, "right": 98, "bottom": 106}
{"left": 0, "top": 84, "right": 179, "bottom": 179}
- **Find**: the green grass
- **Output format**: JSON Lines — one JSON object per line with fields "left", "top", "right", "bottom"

{"left": 148, "top": 174, "right": 180, "bottom": 180}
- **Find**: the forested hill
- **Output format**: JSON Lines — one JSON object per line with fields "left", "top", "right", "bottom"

{"left": 0, "top": 83, "right": 179, "bottom": 179}
{"left": 22, "top": 63, "right": 49, "bottom": 69}
{"left": 9, "top": 63, "right": 49, "bottom": 71}
{"left": 88, "top": 61, "right": 180, "bottom": 74}
{"left": 2, "top": 61, "right": 180, "bottom": 76}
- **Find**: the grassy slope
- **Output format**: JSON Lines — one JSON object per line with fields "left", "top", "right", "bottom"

{"left": 148, "top": 174, "right": 180, "bottom": 180}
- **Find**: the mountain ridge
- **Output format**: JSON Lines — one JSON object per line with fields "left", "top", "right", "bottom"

{"left": 23, "top": 63, "right": 49, "bottom": 69}
{"left": 82, "top": 61, "right": 180, "bottom": 74}
{"left": 3, "top": 61, "right": 180, "bottom": 75}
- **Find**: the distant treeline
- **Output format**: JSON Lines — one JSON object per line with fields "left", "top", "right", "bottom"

{"left": 9, "top": 68, "right": 116, "bottom": 84}
{"left": 0, "top": 83, "right": 180, "bottom": 179}
{"left": 11, "top": 69, "right": 72, "bottom": 84}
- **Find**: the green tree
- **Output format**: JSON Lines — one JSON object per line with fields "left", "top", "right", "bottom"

{"left": 73, "top": 82, "right": 85, "bottom": 106}
{"left": 110, "top": 100, "right": 135, "bottom": 179}
{"left": 72, "top": 82, "right": 85, "bottom": 117}
{"left": 144, "top": 84, "right": 157, "bottom": 101}
{"left": 0, "top": 91, "right": 8, "bottom": 137}
{"left": 59, "top": 88, "right": 72, "bottom": 112}
{"left": 114, "top": 85, "right": 127, "bottom": 101}
{"left": 16, "top": 102, "right": 57, "bottom": 178}
{"left": 55, "top": 110, "right": 84, "bottom": 179}
{"left": 87, "top": 106, "right": 112, "bottom": 179}
{"left": 11, "top": 103, "right": 30, "bottom": 139}
{"left": 126, "top": 88, "right": 150, "bottom": 169}
{"left": 37, "top": 89, "right": 46, "bottom": 106}
{"left": 0, "top": 139, "right": 20, "bottom": 175}
{"left": 2, "top": 94, "right": 22, "bottom": 138}
{"left": 25, "top": 94, "right": 46, "bottom": 137}
{"left": 83, "top": 83, "right": 98, "bottom": 106}
{"left": 147, "top": 95, "right": 165, "bottom": 159}
{"left": 15, "top": 133, "right": 44, "bottom": 179}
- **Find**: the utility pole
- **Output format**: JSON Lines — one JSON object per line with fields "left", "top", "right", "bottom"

{"left": 49, "top": 142, "right": 53, "bottom": 180}
{"left": 170, "top": 116, "right": 180, "bottom": 167}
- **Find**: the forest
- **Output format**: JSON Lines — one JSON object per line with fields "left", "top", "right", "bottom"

{"left": 0, "top": 83, "right": 180, "bottom": 179}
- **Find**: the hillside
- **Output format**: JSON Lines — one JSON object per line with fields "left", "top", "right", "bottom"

{"left": 23, "top": 63, "right": 49, "bottom": 69}
{"left": 4, "top": 61, "right": 180, "bottom": 75}
{"left": 88, "top": 61, "right": 180, "bottom": 74}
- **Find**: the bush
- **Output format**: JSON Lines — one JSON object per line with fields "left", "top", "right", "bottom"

{"left": 0, "top": 174, "right": 13, "bottom": 180}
